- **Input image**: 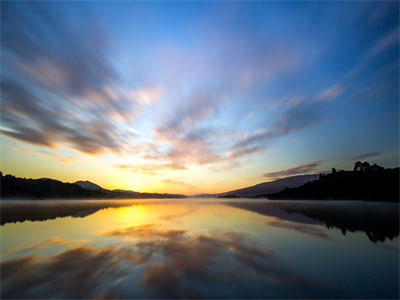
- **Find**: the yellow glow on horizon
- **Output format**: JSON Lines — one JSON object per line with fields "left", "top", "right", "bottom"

{"left": 0, "top": 136, "right": 266, "bottom": 195}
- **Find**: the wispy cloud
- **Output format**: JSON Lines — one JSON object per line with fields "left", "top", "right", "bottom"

{"left": 351, "top": 152, "right": 381, "bottom": 161}
{"left": 12, "top": 146, "right": 81, "bottom": 163}
{"left": 366, "top": 26, "right": 399, "bottom": 58}
{"left": 162, "top": 179, "right": 195, "bottom": 193}
{"left": 114, "top": 163, "right": 186, "bottom": 175}
{"left": 231, "top": 101, "right": 326, "bottom": 159}
{"left": 262, "top": 160, "right": 323, "bottom": 179}
{"left": 1, "top": 3, "right": 139, "bottom": 155}
{"left": 315, "top": 83, "right": 346, "bottom": 102}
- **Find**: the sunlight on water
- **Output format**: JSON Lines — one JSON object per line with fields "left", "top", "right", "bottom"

{"left": 1, "top": 199, "right": 398, "bottom": 298}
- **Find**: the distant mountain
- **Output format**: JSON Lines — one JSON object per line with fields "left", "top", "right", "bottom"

{"left": 1, "top": 173, "right": 186, "bottom": 200}
{"left": 219, "top": 174, "right": 319, "bottom": 197}
{"left": 266, "top": 162, "right": 399, "bottom": 202}
{"left": 74, "top": 180, "right": 106, "bottom": 191}
{"left": 193, "top": 193, "right": 219, "bottom": 198}
{"left": 112, "top": 189, "right": 137, "bottom": 193}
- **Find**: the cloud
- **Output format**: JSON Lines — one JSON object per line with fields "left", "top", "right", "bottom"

{"left": 12, "top": 146, "right": 81, "bottom": 163}
{"left": 366, "top": 26, "right": 399, "bottom": 58}
{"left": 114, "top": 162, "right": 186, "bottom": 175}
{"left": 1, "top": 3, "right": 139, "bottom": 155}
{"left": 315, "top": 83, "right": 346, "bottom": 102}
{"left": 226, "top": 145, "right": 264, "bottom": 159}
{"left": 262, "top": 160, "right": 322, "bottom": 179}
{"left": 132, "top": 86, "right": 164, "bottom": 105}
{"left": 230, "top": 101, "right": 326, "bottom": 159}
{"left": 352, "top": 152, "right": 381, "bottom": 161}
{"left": 275, "top": 102, "right": 325, "bottom": 134}
{"left": 154, "top": 90, "right": 220, "bottom": 141}
{"left": 163, "top": 179, "right": 195, "bottom": 191}
{"left": 122, "top": 89, "right": 234, "bottom": 172}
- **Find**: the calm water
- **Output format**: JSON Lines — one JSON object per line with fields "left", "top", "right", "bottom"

{"left": 1, "top": 199, "right": 399, "bottom": 299}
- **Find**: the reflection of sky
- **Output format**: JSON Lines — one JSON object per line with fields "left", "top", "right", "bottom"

{"left": 1, "top": 2, "right": 399, "bottom": 193}
{"left": 1, "top": 201, "right": 398, "bottom": 298}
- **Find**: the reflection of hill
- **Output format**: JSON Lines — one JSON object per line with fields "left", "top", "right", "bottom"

{"left": 2, "top": 200, "right": 398, "bottom": 244}
{"left": 0, "top": 201, "right": 126, "bottom": 225}
{"left": 227, "top": 201, "right": 399, "bottom": 243}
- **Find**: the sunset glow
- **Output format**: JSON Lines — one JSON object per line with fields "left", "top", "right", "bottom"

{"left": 1, "top": 2, "right": 398, "bottom": 194}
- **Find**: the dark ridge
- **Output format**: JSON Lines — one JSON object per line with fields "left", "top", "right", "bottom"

{"left": 264, "top": 162, "right": 399, "bottom": 202}
{"left": 219, "top": 174, "right": 319, "bottom": 197}
{"left": 0, "top": 172, "right": 186, "bottom": 200}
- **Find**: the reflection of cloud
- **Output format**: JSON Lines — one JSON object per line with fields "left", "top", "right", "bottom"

{"left": 1, "top": 246, "right": 127, "bottom": 298}
{"left": 103, "top": 224, "right": 187, "bottom": 241}
{"left": 352, "top": 152, "right": 381, "bottom": 161}
{"left": 2, "top": 222, "right": 325, "bottom": 298}
{"left": 137, "top": 231, "right": 321, "bottom": 298}
{"left": 265, "top": 220, "right": 330, "bottom": 239}
{"left": 1, "top": 237, "right": 73, "bottom": 257}
{"left": 103, "top": 223, "right": 321, "bottom": 297}
{"left": 262, "top": 160, "right": 322, "bottom": 179}
{"left": 159, "top": 207, "right": 196, "bottom": 221}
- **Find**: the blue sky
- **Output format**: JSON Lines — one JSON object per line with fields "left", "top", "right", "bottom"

{"left": 1, "top": 1, "right": 398, "bottom": 193}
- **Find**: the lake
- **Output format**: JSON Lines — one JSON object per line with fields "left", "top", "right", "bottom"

{"left": 1, "top": 199, "right": 399, "bottom": 298}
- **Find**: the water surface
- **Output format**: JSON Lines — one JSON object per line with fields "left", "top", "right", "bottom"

{"left": 1, "top": 199, "right": 398, "bottom": 298}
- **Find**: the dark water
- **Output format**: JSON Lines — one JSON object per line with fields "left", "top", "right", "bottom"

{"left": 1, "top": 199, "right": 399, "bottom": 298}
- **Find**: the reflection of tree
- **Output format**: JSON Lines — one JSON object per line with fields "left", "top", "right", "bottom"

{"left": 228, "top": 202, "right": 399, "bottom": 243}
{"left": 2, "top": 200, "right": 399, "bottom": 244}
{"left": 0, "top": 201, "right": 125, "bottom": 225}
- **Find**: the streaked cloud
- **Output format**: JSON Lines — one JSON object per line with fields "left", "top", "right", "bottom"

{"left": 163, "top": 179, "right": 195, "bottom": 191}
{"left": 366, "top": 26, "right": 399, "bottom": 57}
{"left": 352, "top": 152, "right": 381, "bottom": 161}
{"left": 1, "top": 1, "right": 398, "bottom": 192}
{"left": 114, "top": 162, "right": 186, "bottom": 175}
{"left": 1, "top": 2, "right": 138, "bottom": 155}
{"left": 315, "top": 83, "right": 346, "bottom": 102}
{"left": 262, "top": 160, "right": 323, "bottom": 179}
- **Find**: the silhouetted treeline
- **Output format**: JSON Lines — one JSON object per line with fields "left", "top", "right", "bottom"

{"left": 0, "top": 173, "right": 185, "bottom": 199}
{"left": 265, "top": 162, "right": 399, "bottom": 202}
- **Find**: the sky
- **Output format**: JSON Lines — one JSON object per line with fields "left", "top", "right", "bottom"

{"left": 0, "top": 1, "right": 398, "bottom": 195}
